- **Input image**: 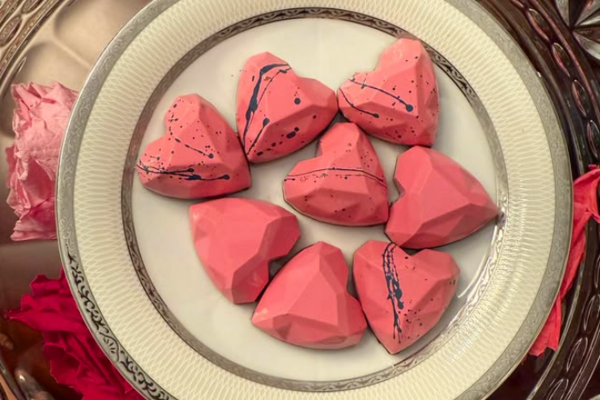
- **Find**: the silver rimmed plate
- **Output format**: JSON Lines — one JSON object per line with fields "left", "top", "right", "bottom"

{"left": 57, "top": 1, "right": 572, "bottom": 399}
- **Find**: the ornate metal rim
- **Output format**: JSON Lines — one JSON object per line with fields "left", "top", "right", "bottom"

{"left": 479, "top": 1, "right": 600, "bottom": 400}
{"left": 55, "top": 0, "right": 572, "bottom": 399}
{"left": 120, "top": 7, "right": 508, "bottom": 392}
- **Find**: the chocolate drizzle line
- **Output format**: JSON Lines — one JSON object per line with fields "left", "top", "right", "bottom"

{"left": 349, "top": 77, "right": 414, "bottom": 112}
{"left": 382, "top": 243, "right": 404, "bottom": 341}
{"left": 285, "top": 167, "right": 386, "bottom": 186}
{"left": 241, "top": 62, "right": 291, "bottom": 154}
{"left": 173, "top": 138, "right": 214, "bottom": 158}
{"left": 137, "top": 161, "right": 230, "bottom": 181}
{"left": 339, "top": 88, "right": 380, "bottom": 118}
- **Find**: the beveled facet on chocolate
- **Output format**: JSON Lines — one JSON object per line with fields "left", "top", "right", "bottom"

{"left": 236, "top": 52, "right": 338, "bottom": 163}
{"left": 138, "top": 94, "right": 251, "bottom": 199}
{"left": 386, "top": 146, "right": 498, "bottom": 249}
{"left": 353, "top": 240, "right": 460, "bottom": 354}
{"left": 283, "top": 123, "right": 389, "bottom": 226}
{"left": 338, "top": 39, "right": 439, "bottom": 146}
{"left": 252, "top": 242, "right": 367, "bottom": 349}
{"left": 190, "top": 198, "right": 300, "bottom": 304}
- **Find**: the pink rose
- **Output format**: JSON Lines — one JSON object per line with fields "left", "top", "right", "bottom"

{"left": 7, "top": 271, "right": 144, "bottom": 400}
{"left": 6, "top": 82, "right": 78, "bottom": 241}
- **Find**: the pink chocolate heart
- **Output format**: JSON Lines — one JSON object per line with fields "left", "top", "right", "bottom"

{"left": 386, "top": 146, "right": 498, "bottom": 248}
{"left": 338, "top": 39, "right": 439, "bottom": 146}
{"left": 190, "top": 198, "right": 300, "bottom": 304}
{"left": 252, "top": 242, "right": 367, "bottom": 349}
{"left": 236, "top": 52, "right": 338, "bottom": 163}
{"left": 283, "top": 122, "right": 389, "bottom": 226}
{"left": 353, "top": 240, "right": 460, "bottom": 354}
{"left": 138, "top": 94, "right": 251, "bottom": 199}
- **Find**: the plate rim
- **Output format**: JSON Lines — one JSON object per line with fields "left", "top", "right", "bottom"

{"left": 56, "top": 0, "right": 573, "bottom": 399}
{"left": 121, "top": 8, "right": 507, "bottom": 391}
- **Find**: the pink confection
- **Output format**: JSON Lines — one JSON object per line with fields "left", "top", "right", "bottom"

{"left": 6, "top": 82, "right": 78, "bottom": 241}
{"left": 138, "top": 94, "right": 251, "bottom": 199}
{"left": 386, "top": 146, "right": 498, "bottom": 249}
{"left": 190, "top": 198, "right": 300, "bottom": 304}
{"left": 338, "top": 39, "right": 439, "bottom": 146}
{"left": 236, "top": 52, "right": 338, "bottom": 163}
{"left": 353, "top": 241, "right": 460, "bottom": 354}
{"left": 252, "top": 242, "right": 367, "bottom": 349}
{"left": 283, "top": 123, "right": 389, "bottom": 226}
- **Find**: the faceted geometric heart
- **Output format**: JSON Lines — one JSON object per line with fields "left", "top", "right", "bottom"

{"left": 338, "top": 39, "right": 439, "bottom": 146}
{"left": 283, "top": 123, "right": 389, "bottom": 226}
{"left": 353, "top": 241, "right": 460, "bottom": 354}
{"left": 252, "top": 242, "right": 367, "bottom": 349}
{"left": 138, "top": 94, "right": 251, "bottom": 199}
{"left": 386, "top": 146, "right": 498, "bottom": 249}
{"left": 236, "top": 52, "right": 338, "bottom": 163}
{"left": 189, "top": 198, "right": 300, "bottom": 304}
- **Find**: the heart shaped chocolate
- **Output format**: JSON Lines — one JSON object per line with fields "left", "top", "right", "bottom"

{"left": 283, "top": 122, "right": 389, "bottom": 226}
{"left": 236, "top": 52, "right": 338, "bottom": 163}
{"left": 137, "top": 94, "right": 251, "bottom": 199}
{"left": 190, "top": 198, "right": 300, "bottom": 304}
{"left": 338, "top": 39, "right": 439, "bottom": 146}
{"left": 386, "top": 146, "right": 498, "bottom": 248}
{"left": 252, "top": 242, "right": 367, "bottom": 349}
{"left": 353, "top": 241, "right": 460, "bottom": 354}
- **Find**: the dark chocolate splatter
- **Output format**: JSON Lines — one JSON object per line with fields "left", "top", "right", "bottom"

{"left": 243, "top": 64, "right": 292, "bottom": 155}
{"left": 173, "top": 138, "right": 214, "bottom": 158}
{"left": 241, "top": 63, "right": 290, "bottom": 144}
{"left": 246, "top": 118, "right": 270, "bottom": 155}
{"left": 350, "top": 78, "right": 414, "bottom": 112}
{"left": 339, "top": 88, "right": 380, "bottom": 119}
{"left": 137, "top": 161, "right": 229, "bottom": 181}
{"left": 285, "top": 167, "right": 386, "bottom": 187}
{"left": 382, "top": 243, "right": 404, "bottom": 341}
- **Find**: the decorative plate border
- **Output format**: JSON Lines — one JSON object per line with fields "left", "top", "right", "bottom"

{"left": 481, "top": 1, "right": 600, "bottom": 399}
{"left": 120, "top": 7, "right": 508, "bottom": 392}
{"left": 55, "top": 0, "right": 572, "bottom": 399}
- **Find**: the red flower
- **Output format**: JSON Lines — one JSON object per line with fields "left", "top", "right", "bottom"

{"left": 7, "top": 271, "right": 144, "bottom": 400}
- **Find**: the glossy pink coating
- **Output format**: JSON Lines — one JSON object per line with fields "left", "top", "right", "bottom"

{"left": 252, "top": 242, "right": 367, "bottom": 349}
{"left": 236, "top": 52, "right": 338, "bottom": 163}
{"left": 353, "top": 241, "right": 460, "bottom": 354}
{"left": 189, "top": 198, "right": 300, "bottom": 304}
{"left": 338, "top": 39, "right": 439, "bottom": 146}
{"left": 283, "top": 123, "right": 389, "bottom": 226}
{"left": 386, "top": 146, "right": 498, "bottom": 249}
{"left": 138, "top": 94, "right": 251, "bottom": 199}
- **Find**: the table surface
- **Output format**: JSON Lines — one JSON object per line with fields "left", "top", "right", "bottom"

{"left": 0, "top": 0, "right": 598, "bottom": 399}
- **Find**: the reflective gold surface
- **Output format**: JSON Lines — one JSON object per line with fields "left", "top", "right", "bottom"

{"left": 0, "top": 0, "right": 148, "bottom": 398}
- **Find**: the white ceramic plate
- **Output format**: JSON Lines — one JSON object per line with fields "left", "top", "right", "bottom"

{"left": 57, "top": 1, "right": 572, "bottom": 399}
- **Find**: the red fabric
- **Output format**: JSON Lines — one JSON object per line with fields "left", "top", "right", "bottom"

{"left": 529, "top": 166, "right": 600, "bottom": 356}
{"left": 6, "top": 271, "right": 144, "bottom": 400}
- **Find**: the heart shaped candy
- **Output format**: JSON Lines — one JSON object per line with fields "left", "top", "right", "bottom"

{"left": 190, "top": 198, "right": 300, "bottom": 304}
{"left": 338, "top": 39, "right": 439, "bottom": 146}
{"left": 283, "top": 122, "right": 389, "bottom": 226}
{"left": 353, "top": 241, "right": 460, "bottom": 354}
{"left": 252, "top": 242, "right": 367, "bottom": 349}
{"left": 386, "top": 146, "right": 498, "bottom": 248}
{"left": 137, "top": 94, "right": 251, "bottom": 199}
{"left": 236, "top": 52, "right": 338, "bottom": 163}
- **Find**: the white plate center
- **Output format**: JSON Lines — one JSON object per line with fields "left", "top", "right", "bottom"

{"left": 131, "top": 18, "right": 497, "bottom": 382}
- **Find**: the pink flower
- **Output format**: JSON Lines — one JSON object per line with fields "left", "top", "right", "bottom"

{"left": 7, "top": 271, "right": 144, "bottom": 400}
{"left": 5, "top": 82, "right": 78, "bottom": 241}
